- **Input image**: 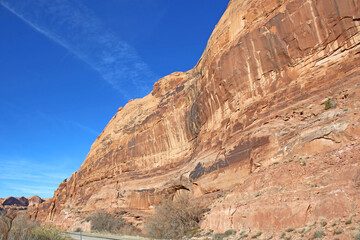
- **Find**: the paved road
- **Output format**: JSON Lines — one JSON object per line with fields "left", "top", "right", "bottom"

{"left": 67, "top": 232, "right": 138, "bottom": 240}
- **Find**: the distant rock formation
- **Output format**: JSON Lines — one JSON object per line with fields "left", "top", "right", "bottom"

{"left": 2, "top": 197, "right": 28, "bottom": 207}
{"left": 28, "top": 195, "right": 44, "bottom": 208}
{"left": 0, "top": 196, "right": 44, "bottom": 211}
{"left": 34, "top": 0, "right": 360, "bottom": 236}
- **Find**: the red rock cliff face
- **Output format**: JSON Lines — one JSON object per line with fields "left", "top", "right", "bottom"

{"left": 36, "top": 0, "right": 360, "bottom": 233}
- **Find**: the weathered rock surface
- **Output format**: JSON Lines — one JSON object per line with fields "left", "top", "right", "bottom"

{"left": 27, "top": 195, "right": 44, "bottom": 208}
{"left": 35, "top": 0, "right": 360, "bottom": 233}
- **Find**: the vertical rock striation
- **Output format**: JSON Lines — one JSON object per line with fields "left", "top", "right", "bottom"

{"left": 35, "top": 0, "right": 360, "bottom": 233}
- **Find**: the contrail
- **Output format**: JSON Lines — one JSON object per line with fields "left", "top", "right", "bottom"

{"left": 0, "top": 0, "right": 157, "bottom": 99}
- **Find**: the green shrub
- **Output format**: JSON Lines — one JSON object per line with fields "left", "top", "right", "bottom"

{"left": 185, "top": 227, "right": 201, "bottom": 237}
{"left": 345, "top": 218, "right": 352, "bottom": 225}
{"left": 238, "top": 230, "right": 248, "bottom": 239}
{"left": 251, "top": 231, "right": 262, "bottom": 238}
{"left": 215, "top": 233, "right": 227, "bottom": 240}
{"left": 300, "top": 159, "right": 306, "bottom": 166}
{"left": 213, "top": 229, "right": 236, "bottom": 239}
{"left": 324, "top": 98, "right": 335, "bottom": 110}
{"left": 225, "top": 229, "right": 236, "bottom": 236}
{"left": 333, "top": 228, "right": 342, "bottom": 235}
{"left": 313, "top": 229, "right": 325, "bottom": 238}
{"left": 355, "top": 231, "right": 360, "bottom": 240}
{"left": 319, "top": 217, "right": 327, "bottom": 227}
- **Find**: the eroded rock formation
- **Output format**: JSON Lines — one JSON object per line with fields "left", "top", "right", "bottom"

{"left": 0, "top": 196, "right": 44, "bottom": 212}
{"left": 35, "top": 0, "right": 360, "bottom": 234}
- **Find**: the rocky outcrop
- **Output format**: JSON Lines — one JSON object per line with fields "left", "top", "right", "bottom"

{"left": 28, "top": 195, "right": 44, "bottom": 208}
{"left": 36, "top": 0, "right": 360, "bottom": 233}
{"left": 2, "top": 197, "right": 28, "bottom": 207}
{"left": 0, "top": 196, "right": 43, "bottom": 212}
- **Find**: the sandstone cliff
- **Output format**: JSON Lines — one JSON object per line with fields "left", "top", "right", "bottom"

{"left": 35, "top": 0, "right": 360, "bottom": 235}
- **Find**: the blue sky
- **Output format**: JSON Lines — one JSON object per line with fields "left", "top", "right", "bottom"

{"left": 0, "top": 0, "right": 228, "bottom": 198}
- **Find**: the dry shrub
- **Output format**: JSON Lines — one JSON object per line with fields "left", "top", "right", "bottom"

{"left": 89, "top": 211, "right": 139, "bottom": 235}
{"left": 0, "top": 210, "right": 68, "bottom": 240}
{"left": 8, "top": 213, "right": 39, "bottom": 240}
{"left": 0, "top": 209, "right": 17, "bottom": 240}
{"left": 145, "top": 196, "right": 206, "bottom": 239}
{"left": 89, "top": 211, "right": 124, "bottom": 233}
{"left": 117, "top": 223, "right": 141, "bottom": 236}
{"left": 30, "top": 226, "right": 70, "bottom": 240}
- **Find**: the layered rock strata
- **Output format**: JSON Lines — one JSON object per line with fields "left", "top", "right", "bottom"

{"left": 35, "top": 0, "right": 360, "bottom": 233}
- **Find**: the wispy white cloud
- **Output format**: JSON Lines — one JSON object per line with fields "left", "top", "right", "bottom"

{"left": 0, "top": 157, "right": 70, "bottom": 182}
{"left": 0, "top": 102, "right": 100, "bottom": 136}
{"left": 0, "top": 0, "right": 157, "bottom": 99}
{"left": 35, "top": 110, "right": 100, "bottom": 136}
{"left": 67, "top": 120, "right": 100, "bottom": 136}
{"left": 2, "top": 183, "right": 59, "bottom": 197}
{"left": 0, "top": 156, "right": 75, "bottom": 198}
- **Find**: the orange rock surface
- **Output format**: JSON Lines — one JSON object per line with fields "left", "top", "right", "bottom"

{"left": 35, "top": 0, "right": 360, "bottom": 233}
